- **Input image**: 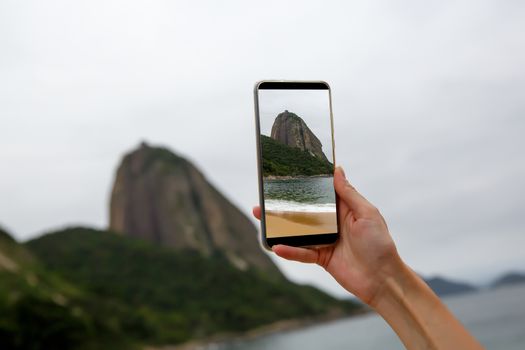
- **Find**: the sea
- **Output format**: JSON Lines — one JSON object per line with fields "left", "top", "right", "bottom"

{"left": 216, "top": 284, "right": 525, "bottom": 350}
{"left": 264, "top": 177, "right": 336, "bottom": 212}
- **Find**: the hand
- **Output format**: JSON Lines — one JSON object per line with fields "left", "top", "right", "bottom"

{"left": 253, "top": 167, "right": 401, "bottom": 306}
{"left": 255, "top": 167, "right": 484, "bottom": 349}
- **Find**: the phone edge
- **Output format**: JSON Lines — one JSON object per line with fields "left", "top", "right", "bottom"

{"left": 253, "top": 80, "right": 340, "bottom": 250}
{"left": 253, "top": 81, "right": 272, "bottom": 251}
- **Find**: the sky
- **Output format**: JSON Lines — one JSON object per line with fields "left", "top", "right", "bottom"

{"left": 1, "top": 0, "right": 524, "bottom": 298}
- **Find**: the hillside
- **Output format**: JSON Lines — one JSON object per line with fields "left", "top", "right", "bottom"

{"left": 27, "top": 227, "right": 361, "bottom": 346}
{"left": 261, "top": 135, "right": 334, "bottom": 177}
{"left": 0, "top": 227, "right": 133, "bottom": 350}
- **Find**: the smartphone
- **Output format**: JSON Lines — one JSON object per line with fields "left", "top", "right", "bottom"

{"left": 254, "top": 80, "right": 339, "bottom": 249}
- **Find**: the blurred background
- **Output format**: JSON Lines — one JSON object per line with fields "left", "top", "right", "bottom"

{"left": 1, "top": 0, "right": 524, "bottom": 349}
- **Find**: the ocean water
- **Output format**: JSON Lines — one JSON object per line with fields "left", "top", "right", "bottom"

{"left": 217, "top": 284, "right": 525, "bottom": 350}
{"left": 264, "top": 177, "right": 336, "bottom": 212}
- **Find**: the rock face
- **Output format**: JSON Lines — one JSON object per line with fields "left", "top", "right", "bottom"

{"left": 109, "top": 142, "right": 278, "bottom": 273}
{"left": 270, "top": 110, "right": 329, "bottom": 162}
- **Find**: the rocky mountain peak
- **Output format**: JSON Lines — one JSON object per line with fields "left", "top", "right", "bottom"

{"left": 270, "top": 110, "right": 329, "bottom": 162}
{"left": 109, "top": 143, "right": 278, "bottom": 273}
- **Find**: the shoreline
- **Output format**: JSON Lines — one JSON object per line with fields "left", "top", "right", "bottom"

{"left": 265, "top": 211, "right": 337, "bottom": 237}
{"left": 263, "top": 174, "right": 333, "bottom": 180}
{"left": 146, "top": 308, "right": 370, "bottom": 350}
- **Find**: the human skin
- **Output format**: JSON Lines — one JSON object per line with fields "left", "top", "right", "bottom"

{"left": 253, "top": 167, "right": 484, "bottom": 350}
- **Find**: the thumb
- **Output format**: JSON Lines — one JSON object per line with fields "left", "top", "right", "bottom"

{"left": 334, "top": 167, "right": 374, "bottom": 217}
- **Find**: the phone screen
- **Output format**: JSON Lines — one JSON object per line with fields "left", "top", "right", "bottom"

{"left": 255, "top": 81, "right": 338, "bottom": 245}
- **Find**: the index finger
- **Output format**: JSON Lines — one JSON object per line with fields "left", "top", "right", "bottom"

{"left": 334, "top": 167, "right": 376, "bottom": 218}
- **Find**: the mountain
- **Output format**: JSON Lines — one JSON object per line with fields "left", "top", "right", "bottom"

{"left": 261, "top": 135, "right": 334, "bottom": 177}
{"left": 490, "top": 272, "right": 525, "bottom": 289}
{"left": 109, "top": 142, "right": 276, "bottom": 273}
{"left": 1, "top": 142, "right": 363, "bottom": 349}
{"left": 270, "top": 110, "right": 330, "bottom": 162}
{"left": 424, "top": 276, "right": 477, "bottom": 297}
{"left": 26, "top": 227, "right": 360, "bottom": 345}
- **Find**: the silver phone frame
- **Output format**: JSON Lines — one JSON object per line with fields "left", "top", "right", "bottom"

{"left": 253, "top": 80, "right": 338, "bottom": 251}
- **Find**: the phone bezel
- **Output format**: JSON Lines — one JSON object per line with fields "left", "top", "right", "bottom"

{"left": 253, "top": 80, "right": 340, "bottom": 250}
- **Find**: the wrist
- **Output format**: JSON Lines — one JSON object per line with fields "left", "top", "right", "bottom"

{"left": 369, "top": 261, "right": 428, "bottom": 348}
{"left": 367, "top": 258, "right": 446, "bottom": 349}
{"left": 371, "top": 259, "right": 441, "bottom": 315}
{"left": 366, "top": 253, "right": 412, "bottom": 309}
{"left": 366, "top": 258, "right": 483, "bottom": 350}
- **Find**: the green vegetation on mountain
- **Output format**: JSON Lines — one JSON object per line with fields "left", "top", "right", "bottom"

{"left": 24, "top": 227, "right": 360, "bottom": 347}
{"left": 261, "top": 135, "right": 334, "bottom": 177}
{"left": 0, "top": 226, "right": 15, "bottom": 242}
{"left": 0, "top": 227, "right": 134, "bottom": 350}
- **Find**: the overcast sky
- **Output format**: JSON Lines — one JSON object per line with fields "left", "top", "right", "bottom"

{"left": 1, "top": 0, "right": 524, "bottom": 297}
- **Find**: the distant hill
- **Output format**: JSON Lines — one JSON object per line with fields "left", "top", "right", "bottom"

{"left": 424, "top": 276, "right": 477, "bottom": 297}
{"left": 27, "top": 227, "right": 360, "bottom": 345}
{"left": 270, "top": 110, "right": 329, "bottom": 162}
{"left": 490, "top": 272, "right": 525, "bottom": 289}
{"left": 261, "top": 135, "right": 334, "bottom": 177}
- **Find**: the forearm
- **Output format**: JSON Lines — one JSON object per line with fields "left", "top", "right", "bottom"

{"left": 370, "top": 258, "right": 484, "bottom": 350}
